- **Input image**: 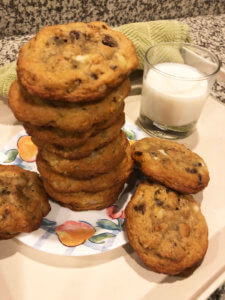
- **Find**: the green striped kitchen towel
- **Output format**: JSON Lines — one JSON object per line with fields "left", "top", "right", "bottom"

{"left": 0, "top": 20, "right": 191, "bottom": 98}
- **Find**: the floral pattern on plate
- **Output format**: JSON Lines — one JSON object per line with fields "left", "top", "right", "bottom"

{"left": 0, "top": 122, "right": 147, "bottom": 256}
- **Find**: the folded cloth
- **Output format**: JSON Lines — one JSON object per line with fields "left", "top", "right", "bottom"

{"left": 117, "top": 20, "right": 191, "bottom": 69}
{"left": 0, "top": 61, "right": 17, "bottom": 98}
{"left": 0, "top": 20, "right": 191, "bottom": 98}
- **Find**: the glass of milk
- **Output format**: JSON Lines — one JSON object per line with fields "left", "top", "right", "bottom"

{"left": 139, "top": 42, "right": 221, "bottom": 139}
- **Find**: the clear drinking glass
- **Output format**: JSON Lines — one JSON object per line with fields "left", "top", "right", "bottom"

{"left": 139, "top": 42, "right": 221, "bottom": 139}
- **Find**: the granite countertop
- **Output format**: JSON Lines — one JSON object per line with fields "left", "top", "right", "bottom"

{"left": 0, "top": 13, "right": 225, "bottom": 299}
{"left": 0, "top": 14, "right": 225, "bottom": 104}
{"left": 179, "top": 14, "right": 225, "bottom": 104}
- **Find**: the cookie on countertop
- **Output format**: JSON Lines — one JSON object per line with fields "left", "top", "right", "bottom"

{"left": 36, "top": 143, "right": 133, "bottom": 193}
{"left": 17, "top": 21, "right": 138, "bottom": 102}
{"left": 9, "top": 78, "right": 129, "bottom": 132}
{"left": 131, "top": 137, "right": 210, "bottom": 194}
{"left": 0, "top": 165, "right": 50, "bottom": 239}
{"left": 125, "top": 180, "right": 208, "bottom": 275}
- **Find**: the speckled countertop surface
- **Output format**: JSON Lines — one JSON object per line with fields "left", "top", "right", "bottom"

{"left": 0, "top": 7, "right": 225, "bottom": 299}
{"left": 179, "top": 14, "right": 225, "bottom": 104}
{"left": 0, "top": 0, "right": 224, "bottom": 38}
{"left": 0, "top": 14, "right": 225, "bottom": 104}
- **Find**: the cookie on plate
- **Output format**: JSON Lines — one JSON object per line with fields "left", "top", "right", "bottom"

{"left": 131, "top": 137, "right": 210, "bottom": 194}
{"left": 24, "top": 123, "right": 93, "bottom": 148}
{"left": 32, "top": 112, "right": 125, "bottom": 159}
{"left": 9, "top": 78, "right": 129, "bottom": 132}
{"left": 36, "top": 143, "right": 133, "bottom": 192}
{"left": 39, "top": 131, "right": 128, "bottom": 178}
{"left": 43, "top": 180, "right": 125, "bottom": 211}
{"left": 0, "top": 165, "right": 50, "bottom": 239}
{"left": 17, "top": 21, "right": 138, "bottom": 102}
{"left": 125, "top": 180, "right": 208, "bottom": 275}
{"left": 23, "top": 104, "right": 124, "bottom": 148}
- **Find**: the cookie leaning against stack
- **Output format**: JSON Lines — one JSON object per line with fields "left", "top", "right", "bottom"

{"left": 125, "top": 137, "right": 210, "bottom": 275}
{"left": 131, "top": 137, "right": 210, "bottom": 194}
{"left": 9, "top": 21, "right": 138, "bottom": 211}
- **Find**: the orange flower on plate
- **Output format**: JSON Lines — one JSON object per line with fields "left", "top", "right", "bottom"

{"left": 17, "top": 135, "right": 38, "bottom": 162}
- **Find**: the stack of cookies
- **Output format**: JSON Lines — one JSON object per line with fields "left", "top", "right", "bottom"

{"left": 126, "top": 137, "right": 210, "bottom": 275}
{"left": 9, "top": 21, "right": 138, "bottom": 211}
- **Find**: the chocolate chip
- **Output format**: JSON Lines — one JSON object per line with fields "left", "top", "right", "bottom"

{"left": 102, "top": 35, "right": 118, "bottom": 47}
{"left": 155, "top": 189, "right": 161, "bottom": 196}
{"left": 198, "top": 173, "right": 202, "bottom": 184}
{"left": 110, "top": 65, "right": 117, "bottom": 70}
{"left": 53, "top": 36, "right": 65, "bottom": 46}
{"left": 112, "top": 97, "right": 117, "bottom": 103}
{"left": 1, "top": 188, "right": 10, "bottom": 195}
{"left": 91, "top": 73, "right": 98, "bottom": 80}
{"left": 193, "top": 162, "right": 202, "bottom": 167}
{"left": 134, "top": 203, "right": 146, "bottom": 214}
{"left": 84, "top": 33, "right": 91, "bottom": 41}
{"left": 75, "top": 79, "right": 82, "bottom": 85}
{"left": 150, "top": 151, "right": 158, "bottom": 158}
{"left": 45, "top": 36, "right": 64, "bottom": 46}
{"left": 134, "top": 151, "right": 143, "bottom": 156}
{"left": 87, "top": 24, "right": 95, "bottom": 29}
{"left": 72, "top": 65, "right": 77, "bottom": 69}
{"left": 2, "top": 208, "right": 10, "bottom": 219}
{"left": 69, "top": 30, "right": 80, "bottom": 42}
{"left": 155, "top": 199, "right": 163, "bottom": 206}
{"left": 154, "top": 189, "right": 164, "bottom": 206}
{"left": 185, "top": 167, "right": 198, "bottom": 174}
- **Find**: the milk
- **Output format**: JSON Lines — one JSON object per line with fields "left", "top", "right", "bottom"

{"left": 140, "top": 62, "right": 209, "bottom": 127}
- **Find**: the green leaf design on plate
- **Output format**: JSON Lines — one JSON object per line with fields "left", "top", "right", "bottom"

{"left": 117, "top": 218, "right": 125, "bottom": 231}
{"left": 4, "top": 149, "right": 18, "bottom": 163}
{"left": 122, "top": 128, "right": 136, "bottom": 140}
{"left": 41, "top": 218, "right": 57, "bottom": 227}
{"left": 88, "top": 232, "right": 116, "bottom": 244}
{"left": 96, "top": 219, "right": 120, "bottom": 231}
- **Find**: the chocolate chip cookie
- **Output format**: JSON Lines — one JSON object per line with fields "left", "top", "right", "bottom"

{"left": 131, "top": 137, "right": 210, "bottom": 194}
{"left": 39, "top": 131, "right": 128, "bottom": 179}
{"left": 36, "top": 143, "right": 133, "bottom": 192}
{"left": 23, "top": 104, "right": 124, "bottom": 148}
{"left": 43, "top": 180, "right": 125, "bottom": 211}
{"left": 17, "top": 21, "right": 138, "bottom": 102}
{"left": 125, "top": 181, "right": 208, "bottom": 275}
{"left": 0, "top": 165, "right": 50, "bottom": 239}
{"left": 33, "top": 113, "right": 125, "bottom": 159}
{"left": 9, "top": 78, "right": 129, "bottom": 132}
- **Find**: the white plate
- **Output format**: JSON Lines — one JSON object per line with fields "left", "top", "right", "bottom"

{"left": 0, "top": 91, "right": 225, "bottom": 298}
{"left": 0, "top": 122, "right": 147, "bottom": 256}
